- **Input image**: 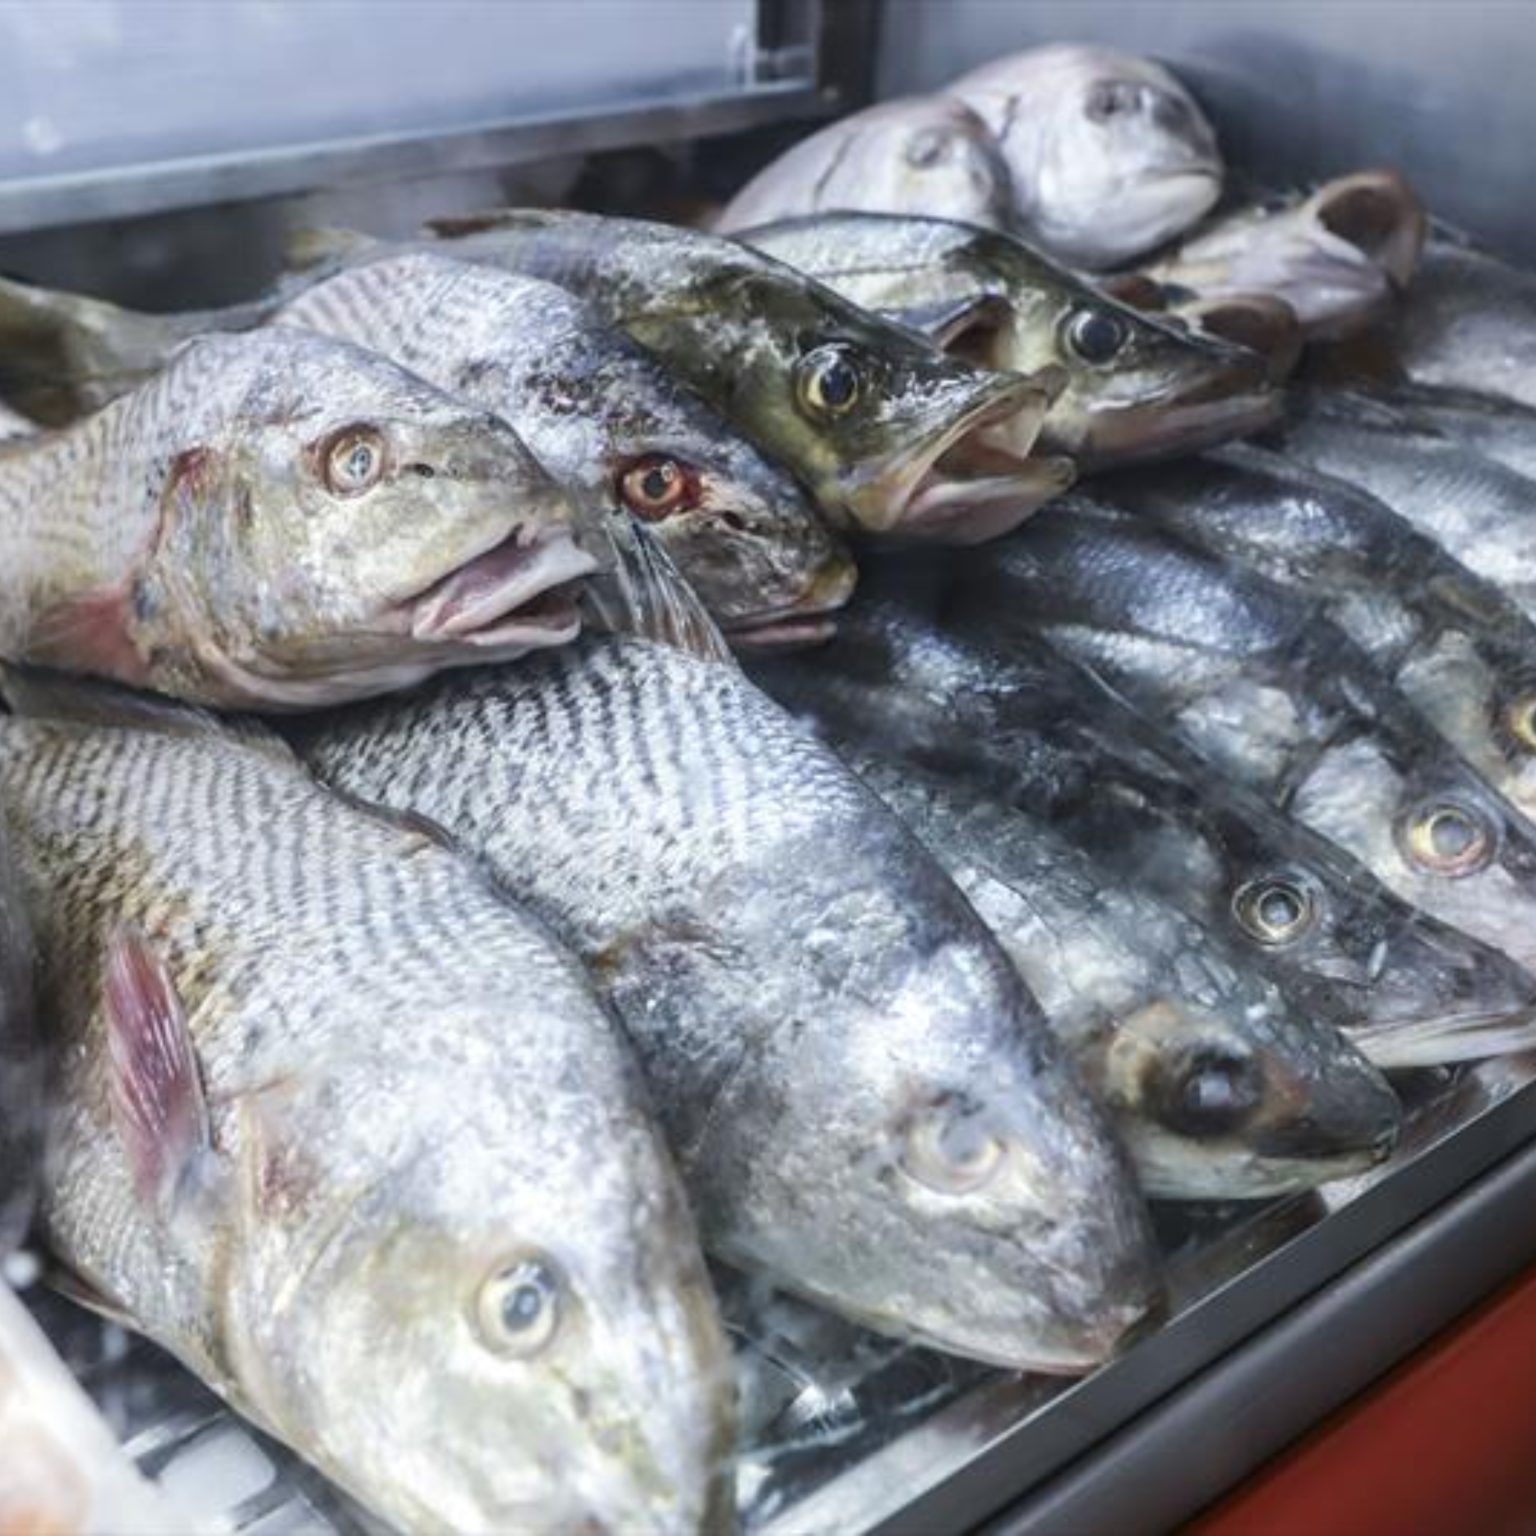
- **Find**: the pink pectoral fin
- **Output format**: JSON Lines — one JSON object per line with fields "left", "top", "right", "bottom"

{"left": 103, "top": 926, "right": 210, "bottom": 1207}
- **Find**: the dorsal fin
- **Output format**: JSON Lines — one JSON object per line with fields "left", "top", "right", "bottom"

{"left": 284, "top": 225, "right": 380, "bottom": 272}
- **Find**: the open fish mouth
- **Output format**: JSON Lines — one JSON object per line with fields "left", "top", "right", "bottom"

{"left": 1349, "top": 1003, "right": 1536, "bottom": 1069}
{"left": 404, "top": 530, "right": 598, "bottom": 649}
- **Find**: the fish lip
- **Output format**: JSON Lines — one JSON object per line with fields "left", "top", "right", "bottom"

{"left": 403, "top": 530, "right": 598, "bottom": 646}
{"left": 1076, "top": 384, "right": 1284, "bottom": 468}
{"left": 897, "top": 452, "right": 1078, "bottom": 543}
{"left": 727, "top": 615, "right": 839, "bottom": 650}
{"left": 720, "top": 558, "right": 857, "bottom": 648}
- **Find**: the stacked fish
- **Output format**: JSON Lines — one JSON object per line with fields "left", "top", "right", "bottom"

{"left": 0, "top": 39, "right": 1535, "bottom": 1536}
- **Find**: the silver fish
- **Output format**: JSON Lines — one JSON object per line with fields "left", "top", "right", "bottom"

{"left": 0, "top": 687, "right": 733, "bottom": 1534}
{"left": 949, "top": 44, "right": 1223, "bottom": 269}
{"left": 0, "top": 328, "right": 602, "bottom": 708}
{"left": 293, "top": 634, "right": 1161, "bottom": 1372}
{"left": 1142, "top": 172, "right": 1427, "bottom": 340}
{"left": 716, "top": 94, "right": 1014, "bottom": 235}
{"left": 1368, "top": 382, "right": 1536, "bottom": 482}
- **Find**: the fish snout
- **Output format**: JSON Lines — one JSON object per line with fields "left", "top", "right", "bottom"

{"left": 1248, "top": 1046, "right": 1402, "bottom": 1164}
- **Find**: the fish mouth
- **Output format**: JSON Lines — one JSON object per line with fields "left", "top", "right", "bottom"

{"left": 1144, "top": 1143, "right": 1393, "bottom": 1202}
{"left": 1078, "top": 380, "right": 1284, "bottom": 469}
{"left": 1349, "top": 1003, "right": 1536, "bottom": 1069}
{"left": 726, "top": 563, "right": 858, "bottom": 650}
{"left": 847, "top": 369, "right": 1065, "bottom": 539}
{"left": 402, "top": 529, "right": 598, "bottom": 650}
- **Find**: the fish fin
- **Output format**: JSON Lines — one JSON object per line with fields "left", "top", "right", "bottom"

{"left": 284, "top": 225, "right": 379, "bottom": 272}
{"left": 24, "top": 589, "right": 150, "bottom": 691}
{"left": 887, "top": 291, "right": 1014, "bottom": 347}
{"left": 103, "top": 927, "right": 212, "bottom": 1210}
{"left": 584, "top": 517, "right": 735, "bottom": 664}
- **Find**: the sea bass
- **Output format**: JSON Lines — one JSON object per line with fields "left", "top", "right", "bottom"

{"left": 1141, "top": 172, "right": 1427, "bottom": 340}
{"left": 1089, "top": 446, "right": 1536, "bottom": 837}
{"left": 0, "top": 329, "right": 602, "bottom": 708}
{"left": 976, "top": 510, "right": 1536, "bottom": 980}
{"left": 293, "top": 634, "right": 1160, "bottom": 1371}
{"left": 781, "top": 569, "right": 1536, "bottom": 1068}
{"left": 0, "top": 687, "right": 733, "bottom": 1535}
{"left": 1274, "top": 387, "right": 1536, "bottom": 620}
{"left": 716, "top": 94, "right": 1014, "bottom": 235}
{"left": 948, "top": 44, "right": 1223, "bottom": 269}
{"left": 758, "top": 657, "right": 1399, "bottom": 1199}
{"left": 740, "top": 213, "right": 1280, "bottom": 468}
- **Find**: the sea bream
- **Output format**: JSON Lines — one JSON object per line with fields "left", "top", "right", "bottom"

{"left": 975, "top": 509, "right": 1536, "bottom": 983}
{"left": 756, "top": 649, "right": 1400, "bottom": 1199}
{"left": 716, "top": 94, "right": 1015, "bottom": 235}
{"left": 781, "top": 568, "right": 1536, "bottom": 1068}
{"left": 740, "top": 213, "right": 1281, "bottom": 469}
{"left": 948, "top": 44, "right": 1223, "bottom": 269}
{"left": 0, "top": 682, "right": 733, "bottom": 1535}
{"left": 291, "top": 628, "right": 1161, "bottom": 1373}
{"left": 1088, "top": 446, "right": 1536, "bottom": 838}
{"left": 0, "top": 328, "right": 603, "bottom": 708}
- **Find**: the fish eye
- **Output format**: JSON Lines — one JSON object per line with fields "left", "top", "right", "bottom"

{"left": 618, "top": 454, "right": 694, "bottom": 521}
{"left": 473, "top": 1256, "right": 562, "bottom": 1358}
{"left": 1504, "top": 692, "right": 1536, "bottom": 752}
{"left": 1062, "top": 308, "right": 1130, "bottom": 366}
{"left": 322, "top": 424, "right": 386, "bottom": 497}
{"left": 1232, "top": 876, "right": 1316, "bottom": 946}
{"left": 796, "top": 345, "right": 863, "bottom": 420}
{"left": 1085, "top": 79, "right": 1142, "bottom": 122}
{"left": 1146, "top": 1048, "right": 1263, "bottom": 1139}
{"left": 1397, "top": 799, "right": 1496, "bottom": 878}
{"left": 899, "top": 1098, "right": 1005, "bottom": 1195}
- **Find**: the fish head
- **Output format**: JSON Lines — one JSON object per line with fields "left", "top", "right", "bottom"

{"left": 241, "top": 1054, "right": 735, "bottom": 1535}
{"left": 139, "top": 331, "right": 601, "bottom": 708}
{"left": 1092, "top": 990, "right": 1400, "bottom": 1200}
{"left": 686, "top": 830, "right": 1159, "bottom": 1372}
{"left": 942, "top": 235, "right": 1282, "bottom": 466}
{"left": 958, "top": 45, "right": 1222, "bottom": 268}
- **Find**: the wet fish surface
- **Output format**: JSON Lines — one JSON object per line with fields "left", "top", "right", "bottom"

{"left": 976, "top": 509, "right": 1536, "bottom": 981}
{"left": 0, "top": 687, "right": 733, "bottom": 1534}
{"left": 757, "top": 647, "right": 1400, "bottom": 1198}
{"left": 740, "top": 212, "right": 1279, "bottom": 469}
{"left": 293, "top": 633, "right": 1161, "bottom": 1372}
{"left": 948, "top": 44, "right": 1223, "bottom": 269}
{"left": 778, "top": 566, "right": 1536, "bottom": 1068}
{"left": 716, "top": 95, "right": 1015, "bottom": 235}
{"left": 0, "top": 328, "right": 602, "bottom": 708}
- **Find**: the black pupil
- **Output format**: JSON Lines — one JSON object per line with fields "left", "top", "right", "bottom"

{"left": 1071, "top": 312, "right": 1127, "bottom": 363}
{"left": 1151, "top": 1050, "right": 1259, "bottom": 1137}
{"left": 818, "top": 357, "right": 857, "bottom": 407}
{"left": 347, "top": 444, "right": 372, "bottom": 479}
{"left": 641, "top": 466, "right": 673, "bottom": 502}
{"left": 1430, "top": 811, "right": 1477, "bottom": 859}
{"left": 1257, "top": 886, "right": 1302, "bottom": 931}
{"left": 502, "top": 1279, "right": 546, "bottom": 1333}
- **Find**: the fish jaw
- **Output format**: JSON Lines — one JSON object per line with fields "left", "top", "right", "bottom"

{"left": 724, "top": 557, "right": 858, "bottom": 650}
{"left": 1071, "top": 378, "right": 1284, "bottom": 469}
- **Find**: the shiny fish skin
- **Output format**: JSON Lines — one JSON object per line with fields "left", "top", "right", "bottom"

{"left": 1372, "top": 382, "right": 1536, "bottom": 482}
{"left": 740, "top": 212, "right": 1279, "bottom": 469}
{"left": 782, "top": 569, "right": 1536, "bottom": 1069}
{"left": 980, "top": 511, "right": 1536, "bottom": 981}
{"left": 0, "top": 701, "right": 732, "bottom": 1536}
{"left": 1091, "top": 446, "right": 1536, "bottom": 839}
{"left": 1275, "top": 387, "right": 1536, "bottom": 620}
{"left": 948, "top": 44, "right": 1222, "bottom": 269}
{"left": 717, "top": 95, "right": 1015, "bottom": 235}
{"left": 0, "top": 329, "right": 598, "bottom": 708}
{"left": 759, "top": 673, "right": 1399, "bottom": 1199}
{"left": 293, "top": 636, "right": 1160, "bottom": 1372}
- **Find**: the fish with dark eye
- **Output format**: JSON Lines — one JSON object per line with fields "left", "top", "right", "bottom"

{"left": 740, "top": 212, "right": 1282, "bottom": 470}
{"left": 0, "top": 329, "right": 603, "bottom": 708}
{"left": 290, "top": 622, "right": 1160, "bottom": 1374}
{"left": 974, "top": 507, "right": 1536, "bottom": 985}
{"left": 760, "top": 564, "right": 1536, "bottom": 1069}
{"left": 0, "top": 681, "right": 735, "bottom": 1536}
{"left": 1084, "top": 445, "right": 1536, "bottom": 841}
{"left": 1139, "top": 171, "right": 1427, "bottom": 340}
{"left": 1272, "top": 386, "right": 1536, "bottom": 623}
{"left": 756, "top": 654, "right": 1399, "bottom": 1199}
{"left": 716, "top": 94, "right": 1015, "bottom": 234}
{"left": 946, "top": 44, "right": 1223, "bottom": 269}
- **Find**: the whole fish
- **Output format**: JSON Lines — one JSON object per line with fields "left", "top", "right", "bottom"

{"left": 1274, "top": 387, "right": 1536, "bottom": 620}
{"left": 758, "top": 660, "right": 1399, "bottom": 1199}
{"left": 1089, "top": 446, "right": 1536, "bottom": 837}
{"left": 716, "top": 94, "right": 1014, "bottom": 235}
{"left": 777, "top": 569, "right": 1536, "bottom": 1068}
{"left": 292, "top": 633, "right": 1161, "bottom": 1372}
{"left": 975, "top": 510, "right": 1536, "bottom": 981}
{"left": 0, "top": 816, "right": 37, "bottom": 1257}
{"left": 948, "top": 44, "right": 1223, "bottom": 269}
{"left": 0, "top": 258, "right": 857, "bottom": 645}
{"left": 0, "top": 688, "right": 733, "bottom": 1535}
{"left": 740, "top": 213, "right": 1280, "bottom": 468}
{"left": 1394, "top": 236, "right": 1536, "bottom": 408}
{"left": 1141, "top": 172, "right": 1427, "bottom": 340}
{"left": 0, "top": 328, "right": 604, "bottom": 708}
